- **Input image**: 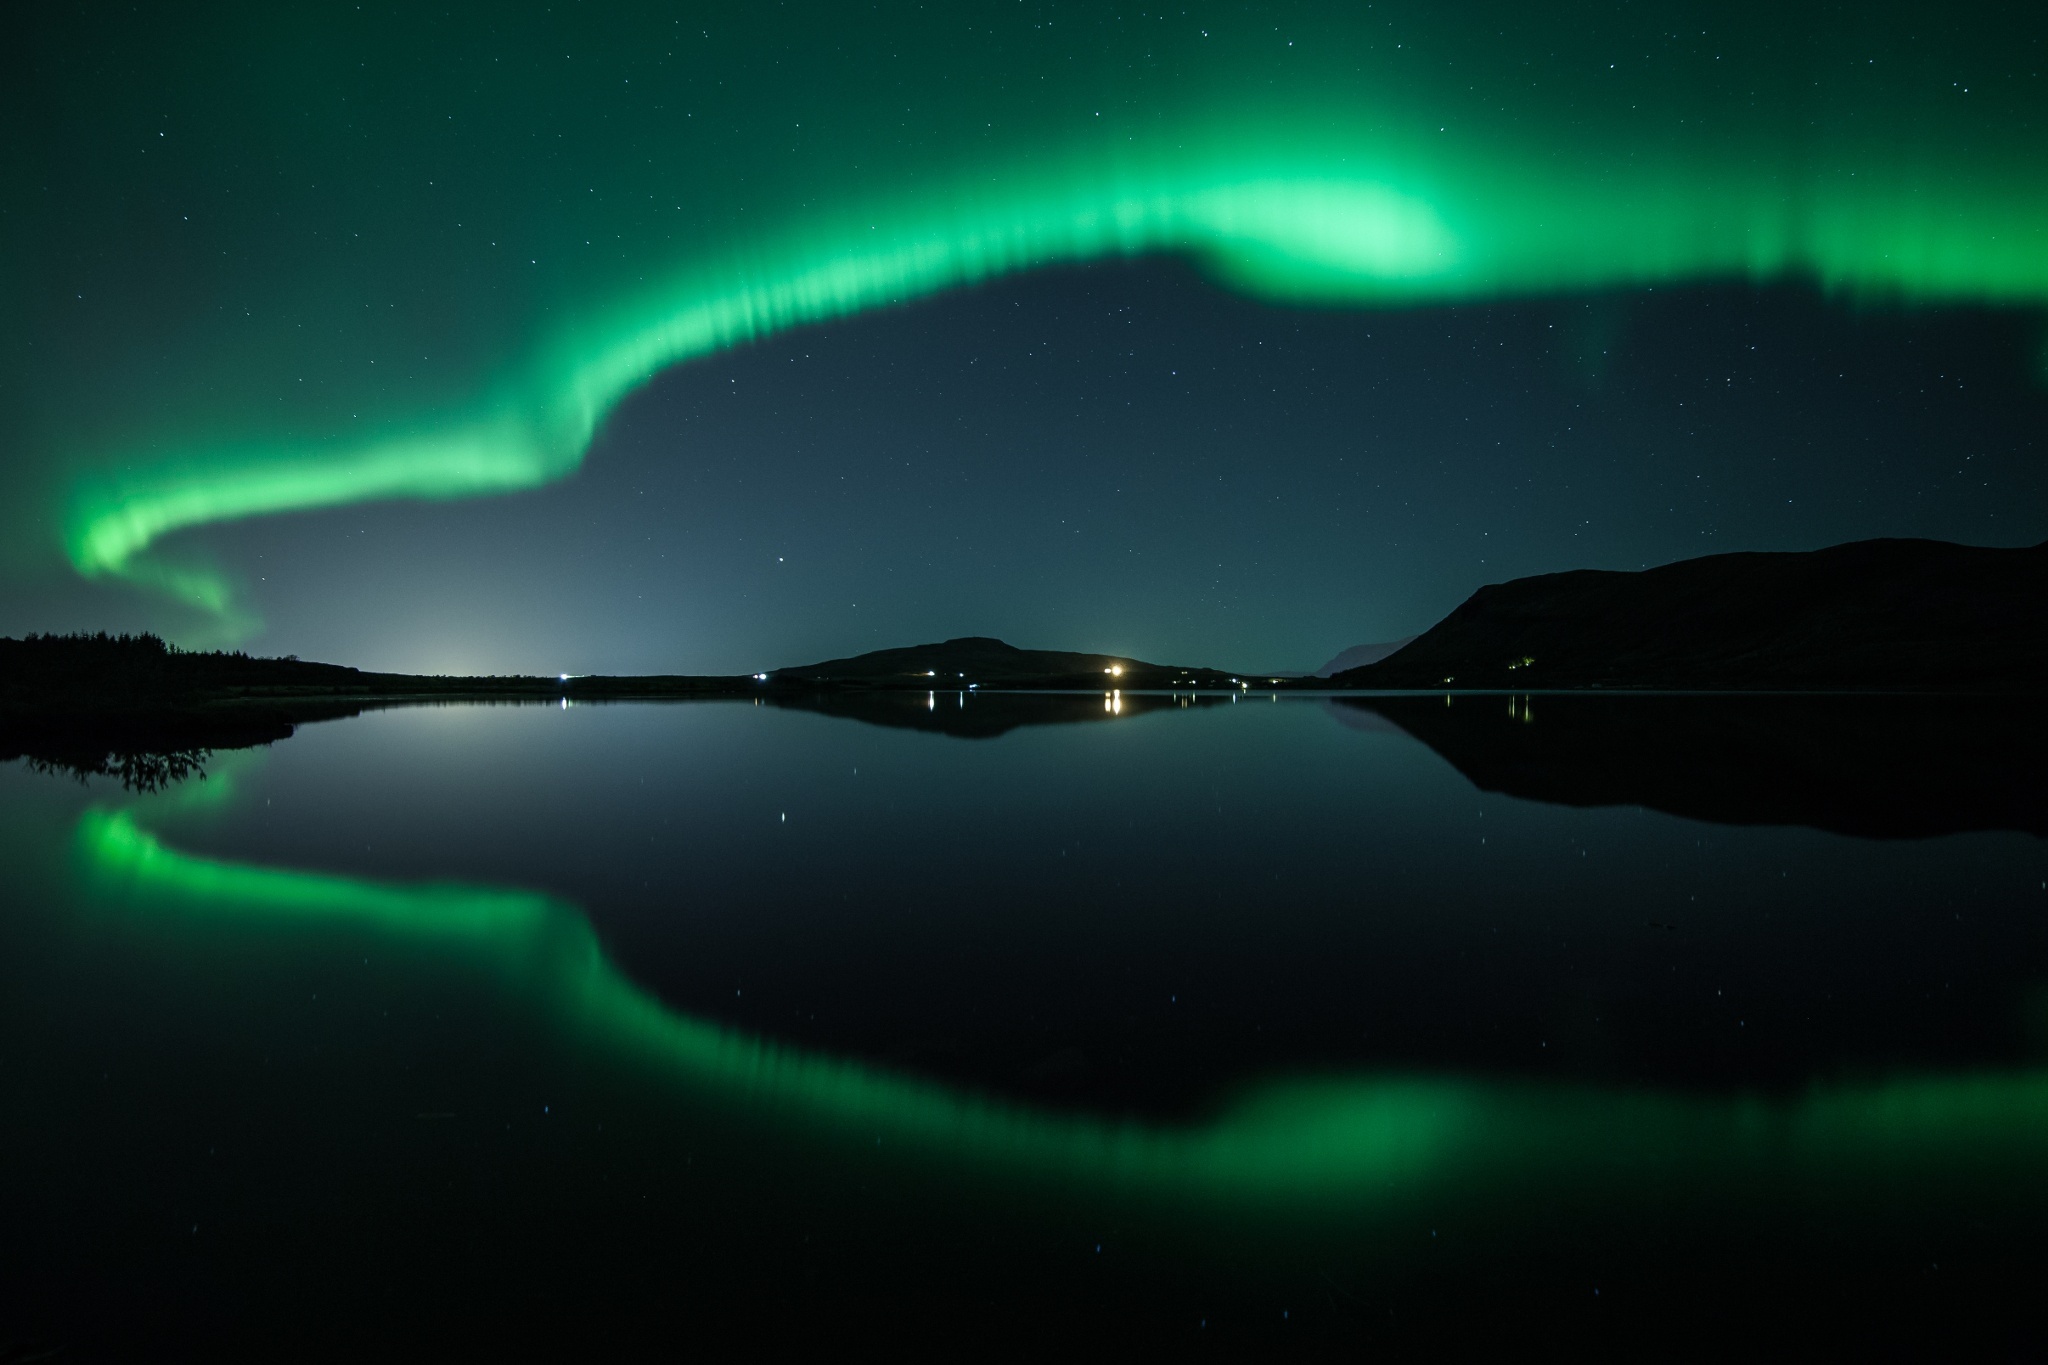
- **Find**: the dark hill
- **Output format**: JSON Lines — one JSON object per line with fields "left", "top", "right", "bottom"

{"left": 774, "top": 636, "right": 1239, "bottom": 689}
{"left": 1335, "top": 538, "right": 2048, "bottom": 691}
{"left": 1313, "top": 637, "right": 1416, "bottom": 678}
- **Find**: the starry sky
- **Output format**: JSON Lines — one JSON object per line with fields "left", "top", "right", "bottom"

{"left": 4, "top": 1, "right": 2045, "bottom": 674}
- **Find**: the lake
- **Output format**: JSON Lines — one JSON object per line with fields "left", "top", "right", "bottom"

{"left": 4, "top": 692, "right": 2045, "bottom": 1355}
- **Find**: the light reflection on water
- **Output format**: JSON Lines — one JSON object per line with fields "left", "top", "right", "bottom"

{"left": 4, "top": 694, "right": 2046, "bottom": 1352}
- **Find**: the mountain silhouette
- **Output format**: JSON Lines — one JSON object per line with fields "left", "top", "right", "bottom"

{"left": 774, "top": 635, "right": 1241, "bottom": 689}
{"left": 1335, "top": 538, "right": 2047, "bottom": 691}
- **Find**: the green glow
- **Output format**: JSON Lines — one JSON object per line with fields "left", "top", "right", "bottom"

{"left": 69, "top": 171, "right": 1467, "bottom": 618}
{"left": 76, "top": 806, "right": 2048, "bottom": 1223}
{"left": 23, "top": 6, "right": 2048, "bottom": 633}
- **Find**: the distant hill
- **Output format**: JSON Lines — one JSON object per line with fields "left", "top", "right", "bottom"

{"left": 1313, "top": 638, "right": 1417, "bottom": 678}
{"left": 774, "top": 636, "right": 1241, "bottom": 689}
{"left": 1332, "top": 538, "right": 2048, "bottom": 691}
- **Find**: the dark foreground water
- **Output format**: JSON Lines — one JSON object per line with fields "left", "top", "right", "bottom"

{"left": 3, "top": 692, "right": 2045, "bottom": 1357}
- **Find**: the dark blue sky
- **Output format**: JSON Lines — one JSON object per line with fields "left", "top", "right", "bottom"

{"left": 112, "top": 262, "right": 2045, "bottom": 675}
{"left": 9, "top": 2, "right": 2048, "bottom": 673}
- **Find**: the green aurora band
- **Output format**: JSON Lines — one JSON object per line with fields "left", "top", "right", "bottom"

{"left": 76, "top": 803, "right": 2048, "bottom": 1232}
{"left": 13, "top": 3, "right": 2047, "bottom": 637}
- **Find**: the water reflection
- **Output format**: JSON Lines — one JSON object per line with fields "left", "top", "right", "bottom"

{"left": 766, "top": 686, "right": 1209, "bottom": 737}
{"left": 13, "top": 745, "right": 213, "bottom": 792}
{"left": 13, "top": 691, "right": 2046, "bottom": 844}
{"left": 71, "top": 804, "right": 2048, "bottom": 1220}
{"left": 0, "top": 701, "right": 355, "bottom": 791}
{"left": 6, "top": 695, "right": 2048, "bottom": 1352}
{"left": 20, "top": 693, "right": 2044, "bottom": 1105}
{"left": 1331, "top": 693, "right": 2048, "bottom": 840}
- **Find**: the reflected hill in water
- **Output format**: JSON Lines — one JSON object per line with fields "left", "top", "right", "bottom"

{"left": 14, "top": 687, "right": 2048, "bottom": 1117}
{"left": 764, "top": 689, "right": 2048, "bottom": 841}
{"left": 1337, "top": 693, "right": 2048, "bottom": 840}
{"left": 15, "top": 683, "right": 2045, "bottom": 843}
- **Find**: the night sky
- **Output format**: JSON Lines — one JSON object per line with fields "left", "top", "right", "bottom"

{"left": 5, "top": 2, "right": 2045, "bottom": 673}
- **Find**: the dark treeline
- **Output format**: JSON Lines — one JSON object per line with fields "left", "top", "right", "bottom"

{"left": 0, "top": 634, "right": 758, "bottom": 782}
{"left": 0, "top": 633, "right": 752, "bottom": 711}
{"left": 0, "top": 631, "right": 366, "bottom": 700}
{"left": 2, "top": 634, "right": 433, "bottom": 782}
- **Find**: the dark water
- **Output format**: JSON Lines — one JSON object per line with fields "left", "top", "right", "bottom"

{"left": 3, "top": 693, "right": 2045, "bottom": 1357}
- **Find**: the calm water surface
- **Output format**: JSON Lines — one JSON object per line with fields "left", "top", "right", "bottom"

{"left": 3, "top": 694, "right": 2045, "bottom": 1355}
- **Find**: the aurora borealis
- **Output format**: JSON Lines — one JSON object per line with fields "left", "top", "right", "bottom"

{"left": 7, "top": 1, "right": 2047, "bottom": 663}
{"left": 9, "top": 10, "right": 2048, "bottom": 1347}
